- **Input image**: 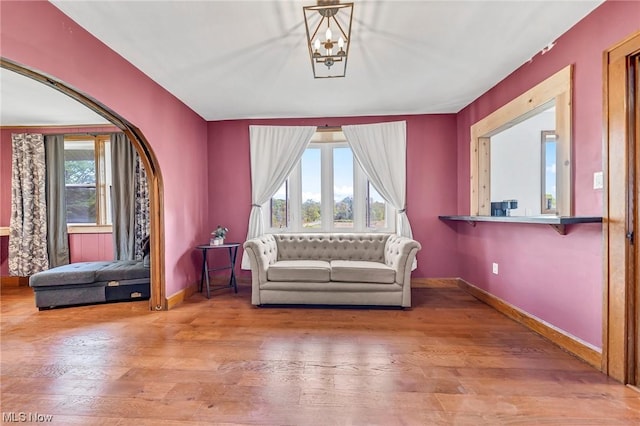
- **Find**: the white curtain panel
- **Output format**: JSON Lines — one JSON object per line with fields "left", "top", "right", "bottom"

{"left": 241, "top": 125, "right": 315, "bottom": 269}
{"left": 342, "top": 121, "right": 416, "bottom": 268}
{"left": 9, "top": 133, "right": 49, "bottom": 276}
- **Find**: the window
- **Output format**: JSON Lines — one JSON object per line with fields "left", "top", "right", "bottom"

{"left": 270, "top": 180, "right": 288, "bottom": 229}
{"left": 333, "top": 146, "right": 353, "bottom": 229}
{"left": 64, "top": 135, "right": 112, "bottom": 225}
{"left": 367, "top": 182, "right": 387, "bottom": 228}
{"left": 265, "top": 131, "right": 395, "bottom": 233}
{"left": 541, "top": 131, "right": 557, "bottom": 214}
{"left": 301, "top": 147, "right": 322, "bottom": 229}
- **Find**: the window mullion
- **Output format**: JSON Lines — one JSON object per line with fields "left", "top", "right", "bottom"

{"left": 321, "top": 145, "right": 333, "bottom": 232}
{"left": 353, "top": 162, "right": 365, "bottom": 232}
{"left": 290, "top": 164, "right": 302, "bottom": 232}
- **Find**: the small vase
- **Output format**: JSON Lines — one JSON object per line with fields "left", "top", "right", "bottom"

{"left": 211, "top": 237, "right": 223, "bottom": 246}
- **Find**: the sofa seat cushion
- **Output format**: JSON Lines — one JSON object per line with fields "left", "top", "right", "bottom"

{"left": 267, "top": 260, "right": 331, "bottom": 282}
{"left": 330, "top": 260, "right": 396, "bottom": 284}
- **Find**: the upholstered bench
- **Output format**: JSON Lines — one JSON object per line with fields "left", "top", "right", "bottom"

{"left": 29, "top": 260, "right": 150, "bottom": 310}
{"left": 243, "top": 233, "right": 421, "bottom": 307}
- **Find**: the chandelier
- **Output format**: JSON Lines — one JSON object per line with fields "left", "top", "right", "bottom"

{"left": 303, "top": 1, "right": 354, "bottom": 78}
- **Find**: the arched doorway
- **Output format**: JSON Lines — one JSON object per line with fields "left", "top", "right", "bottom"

{"left": 1, "top": 58, "right": 166, "bottom": 310}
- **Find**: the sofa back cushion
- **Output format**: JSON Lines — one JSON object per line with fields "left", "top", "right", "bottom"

{"left": 274, "top": 233, "right": 390, "bottom": 263}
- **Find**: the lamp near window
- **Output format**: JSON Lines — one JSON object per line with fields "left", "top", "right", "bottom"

{"left": 303, "top": 1, "right": 353, "bottom": 78}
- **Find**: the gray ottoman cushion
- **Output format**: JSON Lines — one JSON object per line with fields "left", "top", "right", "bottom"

{"left": 95, "top": 261, "right": 149, "bottom": 281}
{"left": 29, "top": 262, "right": 112, "bottom": 287}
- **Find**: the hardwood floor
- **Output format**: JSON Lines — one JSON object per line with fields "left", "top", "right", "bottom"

{"left": 1, "top": 280, "right": 639, "bottom": 425}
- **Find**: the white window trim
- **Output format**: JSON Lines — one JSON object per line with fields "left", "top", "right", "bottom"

{"left": 67, "top": 224, "right": 113, "bottom": 234}
{"left": 263, "top": 141, "right": 396, "bottom": 234}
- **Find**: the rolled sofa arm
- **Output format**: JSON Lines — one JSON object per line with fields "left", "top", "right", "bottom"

{"left": 384, "top": 235, "right": 422, "bottom": 285}
{"left": 243, "top": 234, "right": 278, "bottom": 305}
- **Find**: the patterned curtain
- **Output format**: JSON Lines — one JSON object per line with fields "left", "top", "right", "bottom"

{"left": 111, "top": 133, "right": 150, "bottom": 261}
{"left": 9, "top": 133, "right": 49, "bottom": 276}
{"left": 134, "top": 155, "right": 150, "bottom": 260}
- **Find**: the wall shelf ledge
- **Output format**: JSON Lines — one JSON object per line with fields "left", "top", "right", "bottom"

{"left": 438, "top": 215, "right": 602, "bottom": 235}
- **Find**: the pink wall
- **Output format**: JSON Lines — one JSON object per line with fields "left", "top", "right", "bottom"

{"left": 207, "top": 114, "right": 460, "bottom": 279}
{"left": 455, "top": 0, "right": 640, "bottom": 348}
{"left": 0, "top": 238, "right": 7, "bottom": 278}
{"left": 0, "top": 130, "right": 15, "bottom": 227}
{"left": 69, "top": 234, "right": 114, "bottom": 263}
{"left": 1, "top": 2, "right": 209, "bottom": 296}
{"left": 1, "top": 126, "right": 119, "bottom": 276}
{"left": 0, "top": 127, "right": 10, "bottom": 278}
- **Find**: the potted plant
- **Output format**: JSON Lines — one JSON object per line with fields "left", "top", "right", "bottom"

{"left": 210, "top": 225, "right": 229, "bottom": 245}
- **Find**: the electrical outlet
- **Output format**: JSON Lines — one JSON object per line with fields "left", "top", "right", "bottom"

{"left": 492, "top": 263, "right": 499, "bottom": 275}
{"left": 593, "top": 171, "right": 603, "bottom": 189}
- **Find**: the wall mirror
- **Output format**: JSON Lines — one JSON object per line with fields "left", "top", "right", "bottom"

{"left": 470, "top": 65, "right": 572, "bottom": 217}
{"left": 490, "top": 101, "right": 556, "bottom": 216}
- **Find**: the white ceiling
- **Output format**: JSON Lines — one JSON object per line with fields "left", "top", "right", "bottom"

{"left": 1, "top": 1, "right": 604, "bottom": 125}
{"left": 0, "top": 68, "right": 111, "bottom": 126}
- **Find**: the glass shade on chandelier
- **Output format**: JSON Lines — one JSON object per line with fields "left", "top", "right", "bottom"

{"left": 303, "top": 1, "right": 353, "bottom": 78}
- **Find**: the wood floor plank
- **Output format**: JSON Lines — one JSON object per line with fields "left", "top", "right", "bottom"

{"left": 435, "top": 393, "right": 640, "bottom": 421}
{"left": 1, "top": 283, "right": 639, "bottom": 425}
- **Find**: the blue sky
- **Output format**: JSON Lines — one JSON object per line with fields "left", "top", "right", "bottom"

{"left": 273, "top": 146, "right": 384, "bottom": 203}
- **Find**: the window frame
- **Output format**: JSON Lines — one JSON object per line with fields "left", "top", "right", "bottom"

{"left": 470, "top": 65, "right": 572, "bottom": 216}
{"left": 263, "top": 137, "right": 396, "bottom": 234}
{"left": 63, "top": 134, "right": 112, "bottom": 228}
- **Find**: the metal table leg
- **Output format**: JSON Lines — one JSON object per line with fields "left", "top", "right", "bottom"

{"left": 201, "top": 248, "right": 211, "bottom": 299}
{"left": 228, "top": 245, "right": 238, "bottom": 293}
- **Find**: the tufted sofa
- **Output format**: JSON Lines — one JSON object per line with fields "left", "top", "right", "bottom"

{"left": 243, "top": 233, "right": 421, "bottom": 307}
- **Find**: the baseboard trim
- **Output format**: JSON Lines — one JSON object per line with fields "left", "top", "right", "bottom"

{"left": 166, "top": 282, "right": 198, "bottom": 310}
{"left": 457, "top": 278, "right": 602, "bottom": 370}
{"left": 411, "top": 278, "right": 458, "bottom": 288}
{"left": 0, "top": 276, "right": 29, "bottom": 287}
{"left": 627, "top": 385, "right": 640, "bottom": 394}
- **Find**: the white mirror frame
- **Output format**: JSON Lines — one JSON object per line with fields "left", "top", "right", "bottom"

{"left": 470, "top": 65, "right": 573, "bottom": 216}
